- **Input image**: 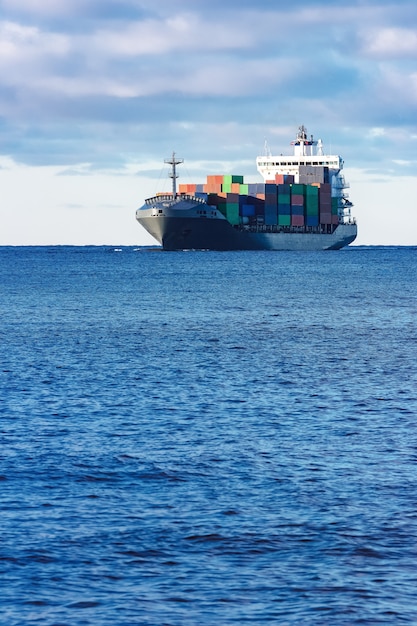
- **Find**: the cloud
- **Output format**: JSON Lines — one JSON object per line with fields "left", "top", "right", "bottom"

{"left": 0, "top": 2, "right": 416, "bottom": 194}
{"left": 0, "top": 21, "right": 69, "bottom": 63}
{"left": 360, "top": 27, "right": 417, "bottom": 58}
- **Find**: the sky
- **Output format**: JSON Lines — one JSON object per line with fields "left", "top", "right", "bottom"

{"left": 0, "top": 0, "right": 416, "bottom": 246}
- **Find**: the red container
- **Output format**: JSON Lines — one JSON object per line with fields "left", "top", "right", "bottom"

{"left": 320, "top": 212, "right": 332, "bottom": 225}
{"left": 291, "top": 214, "right": 304, "bottom": 226}
{"left": 332, "top": 214, "right": 339, "bottom": 225}
{"left": 291, "top": 194, "right": 304, "bottom": 206}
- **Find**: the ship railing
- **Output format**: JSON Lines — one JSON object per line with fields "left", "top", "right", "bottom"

{"left": 145, "top": 194, "right": 206, "bottom": 206}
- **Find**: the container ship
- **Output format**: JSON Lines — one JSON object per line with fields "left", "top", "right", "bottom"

{"left": 135, "top": 126, "right": 357, "bottom": 250}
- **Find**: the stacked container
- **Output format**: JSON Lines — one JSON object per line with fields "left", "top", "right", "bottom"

{"left": 179, "top": 173, "right": 339, "bottom": 229}
{"left": 305, "top": 185, "right": 319, "bottom": 227}
{"left": 264, "top": 183, "right": 278, "bottom": 225}
{"left": 317, "top": 183, "right": 332, "bottom": 225}
{"left": 277, "top": 183, "right": 291, "bottom": 226}
{"left": 290, "top": 184, "right": 305, "bottom": 227}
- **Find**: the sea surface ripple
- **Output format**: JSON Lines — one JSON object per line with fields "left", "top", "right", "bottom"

{"left": 1, "top": 246, "right": 417, "bottom": 625}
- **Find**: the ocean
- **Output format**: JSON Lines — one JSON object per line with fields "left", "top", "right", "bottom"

{"left": 1, "top": 245, "right": 416, "bottom": 625}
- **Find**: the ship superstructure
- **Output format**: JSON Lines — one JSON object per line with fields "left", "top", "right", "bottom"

{"left": 136, "top": 127, "right": 357, "bottom": 251}
{"left": 256, "top": 125, "right": 353, "bottom": 224}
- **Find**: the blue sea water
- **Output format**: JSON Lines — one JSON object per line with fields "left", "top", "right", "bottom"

{"left": 1, "top": 245, "right": 417, "bottom": 625}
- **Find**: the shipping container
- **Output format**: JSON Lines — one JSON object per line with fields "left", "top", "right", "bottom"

{"left": 278, "top": 203, "right": 291, "bottom": 215}
{"left": 275, "top": 174, "right": 285, "bottom": 185}
{"left": 275, "top": 174, "right": 294, "bottom": 184}
{"left": 239, "top": 183, "right": 249, "bottom": 195}
{"left": 278, "top": 215, "right": 291, "bottom": 226}
{"left": 265, "top": 183, "right": 277, "bottom": 195}
{"left": 291, "top": 205, "right": 304, "bottom": 216}
{"left": 291, "top": 214, "right": 304, "bottom": 227}
{"left": 248, "top": 183, "right": 265, "bottom": 195}
{"left": 223, "top": 174, "right": 244, "bottom": 185}
{"left": 265, "top": 193, "right": 277, "bottom": 205}
{"left": 222, "top": 203, "right": 240, "bottom": 225}
{"left": 291, "top": 194, "right": 304, "bottom": 206}
{"left": 278, "top": 183, "right": 291, "bottom": 195}
{"left": 291, "top": 183, "right": 305, "bottom": 195}
{"left": 298, "top": 165, "right": 325, "bottom": 185}
{"left": 240, "top": 204, "right": 255, "bottom": 217}
{"left": 207, "top": 175, "right": 224, "bottom": 185}
{"left": 204, "top": 184, "right": 222, "bottom": 194}
{"left": 306, "top": 216, "right": 319, "bottom": 227}
{"left": 332, "top": 214, "right": 339, "bottom": 225}
{"left": 320, "top": 212, "right": 332, "bottom": 225}
{"left": 278, "top": 193, "right": 291, "bottom": 205}
{"left": 264, "top": 205, "right": 278, "bottom": 225}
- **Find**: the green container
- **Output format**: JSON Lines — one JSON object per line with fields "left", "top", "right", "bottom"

{"left": 223, "top": 174, "right": 244, "bottom": 185}
{"left": 305, "top": 185, "right": 319, "bottom": 196}
{"left": 305, "top": 191, "right": 319, "bottom": 214}
{"left": 278, "top": 215, "right": 291, "bottom": 226}
{"left": 291, "top": 184, "right": 305, "bottom": 195}
{"left": 225, "top": 203, "right": 240, "bottom": 225}
{"left": 306, "top": 204, "right": 319, "bottom": 216}
{"left": 278, "top": 193, "right": 291, "bottom": 204}
{"left": 222, "top": 183, "right": 232, "bottom": 193}
{"left": 331, "top": 197, "right": 339, "bottom": 215}
{"left": 239, "top": 184, "right": 248, "bottom": 195}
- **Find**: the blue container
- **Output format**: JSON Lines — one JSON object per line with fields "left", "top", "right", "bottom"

{"left": 264, "top": 204, "right": 277, "bottom": 225}
{"left": 255, "top": 200, "right": 265, "bottom": 215}
{"left": 306, "top": 216, "right": 319, "bottom": 227}
{"left": 265, "top": 183, "right": 277, "bottom": 195}
{"left": 278, "top": 203, "right": 291, "bottom": 215}
{"left": 241, "top": 204, "right": 255, "bottom": 217}
{"left": 291, "top": 205, "right": 304, "bottom": 216}
{"left": 278, "top": 183, "right": 291, "bottom": 195}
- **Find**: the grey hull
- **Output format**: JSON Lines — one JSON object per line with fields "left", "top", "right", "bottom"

{"left": 137, "top": 214, "right": 357, "bottom": 251}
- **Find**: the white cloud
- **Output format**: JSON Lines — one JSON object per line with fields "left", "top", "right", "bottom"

{"left": 360, "top": 27, "right": 417, "bottom": 58}
{"left": 367, "top": 128, "right": 385, "bottom": 138}
{"left": 0, "top": 20, "right": 69, "bottom": 68}
{"left": 89, "top": 13, "right": 255, "bottom": 57}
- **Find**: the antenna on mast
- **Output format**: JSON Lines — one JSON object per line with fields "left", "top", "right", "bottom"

{"left": 164, "top": 152, "right": 184, "bottom": 197}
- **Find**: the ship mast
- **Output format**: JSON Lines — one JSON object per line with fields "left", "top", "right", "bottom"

{"left": 164, "top": 152, "right": 184, "bottom": 198}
